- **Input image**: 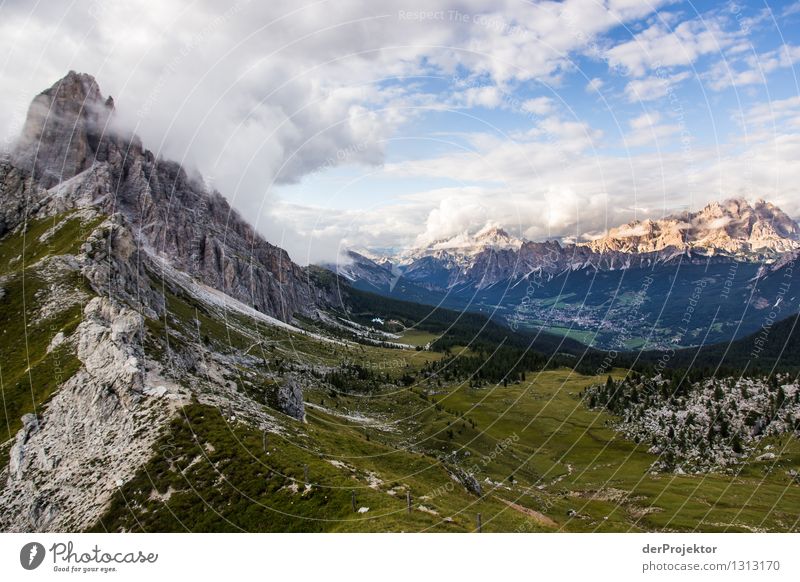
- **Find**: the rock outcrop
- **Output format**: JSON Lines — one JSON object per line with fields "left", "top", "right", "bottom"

{"left": 276, "top": 376, "right": 306, "bottom": 421}
{"left": 0, "top": 298, "right": 173, "bottom": 531}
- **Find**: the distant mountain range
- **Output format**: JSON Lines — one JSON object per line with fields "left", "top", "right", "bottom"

{"left": 585, "top": 198, "right": 799, "bottom": 255}
{"left": 329, "top": 199, "right": 800, "bottom": 349}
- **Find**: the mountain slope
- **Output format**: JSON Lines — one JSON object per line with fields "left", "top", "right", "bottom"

{"left": 0, "top": 71, "right": 596, "bottom": 532}
{"left": 0, "top": 71, "right": 340, "bottom": 530}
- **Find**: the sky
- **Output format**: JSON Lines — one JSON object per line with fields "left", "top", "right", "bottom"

{"left": 1, "top": 0, "right": 800, "bottom": 264}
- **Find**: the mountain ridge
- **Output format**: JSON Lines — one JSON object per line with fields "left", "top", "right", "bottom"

{"left": 2, "top": 70, "right": 329, "bottom": 322}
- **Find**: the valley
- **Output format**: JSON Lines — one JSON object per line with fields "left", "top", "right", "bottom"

{"left": 337, "top": 235, "right": 799, "bottom": 351}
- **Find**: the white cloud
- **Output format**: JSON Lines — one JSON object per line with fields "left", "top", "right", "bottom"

{"left": 707, "top": 44, "right": 800, "bottom": 90}
{"left": 705, "top": 216, "right": 732, "bottom": 229}
{"left": 0, "top": 0, "right": 672, "bottom": 259}
{"left": 738, "top": 96, "right": 800, "bottom": 132}
{"left": 356, "top": 121, "right": 800, "bottom": 252}
{"left": 585, "top": 77, "right": 604, "bottom": 93}
{"left": 624, "top": 111, "right": 681, "bottom": 147}
{"left": 624, "top": 71, "right": 692, "bottom": 102}
{"left": 783, "top": 1, "right": 800, "bottom": 18}
{"left": 463, "top": 86, "right": 503, "bottom": 109}
{"left": 521, "top": 96, "right": 555, "bottom": 116}
{"left": 606, "top": 16, "right": 737, "bottom": 77}
{"left": 2, "top": 0, "right": 798, "bottom": 264}
{"left": 613, "top": 223, "right": 650, "bottom": 238}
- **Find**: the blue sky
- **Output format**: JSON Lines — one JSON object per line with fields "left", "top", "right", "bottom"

{"left": 2, "top": 0, "right": 800, "bottom": 262}
{"left": 268, "top": 0, "right": 800, "bottom": 259}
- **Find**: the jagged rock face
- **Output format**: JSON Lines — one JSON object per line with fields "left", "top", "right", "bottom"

{"left": 0, "top": 72, "right": 334, "bottom": 531}
{"left": 584, "top": 218, "right": 687, "bottom": 254}
{"left": 0, "top": 162, "right": 48, "bottom": 237}
{"left": 333, "top": 250, "right": 398, "bottom": 289}
{"left": 3, "top": 71, "right": 328, "bottom": 322}
{"left": 11, "top": 71, "right": 117, "bottom": 189}
{"left": 341, "top": 235, "right": 730, "bottom": 294}
{"left": 584, "top": 198, "right": 800, "bottom": 255}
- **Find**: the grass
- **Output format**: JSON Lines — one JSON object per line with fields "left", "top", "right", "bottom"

{"left": 0, "top": 211, "right": 101, "bottom": 276}
{"left": 92, "top": 360, "right": 800, "bottom": 531}
{"left": 0, "top": 212, "right": 99, "bottom": 450}
{"left": 92, "top": 401, "right": 541, "bottom": 532}
{"left": 396, "top": 329, "right": 439, "bottom": 347}
{"left": 426, "top": 368, "right": 800, "bottom": 532}
{"left": 4, "top": 210, "right": 796, "bottom": 533}
{"left": 126, "top": 279, "right": 800, "bottom": 532}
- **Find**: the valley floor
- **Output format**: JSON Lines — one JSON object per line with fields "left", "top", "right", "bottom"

{"left": 93, "top": 368, "right": 800, "bottom": 533}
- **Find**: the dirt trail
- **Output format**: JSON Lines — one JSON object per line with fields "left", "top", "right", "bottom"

{"left": 496, "top": 497, "right": 558, "bottom": 528}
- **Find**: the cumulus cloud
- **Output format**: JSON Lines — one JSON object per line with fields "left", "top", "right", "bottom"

{"left": 707, "top": 44, "right": 800, "bottom": 90}
{"left": 521, "top": 96, "right": 555, "bottom": 116}
{"left": 0, "top": 0, "right": 677, "bottom": 259}
{"left": 738, "top": 95, "right": 800, "bottom": 131}
{"left": 1, "top": 0, "right": 798, "bottom": 265}
{"left": 611, "top": 223, "right": 650, "bottom": 238}
{"left": 361, "top": 117, "right": 800, "bottom": 252}
{"left": 624, "top": 71, "right": 692, "bottom": 102}
{"left": 705, "top": 216, "right": 733, "bottom": 230}
{"left": 585, "top": 77, "right": 604, "bottom": 93}
{"left": 605, "top": 16, "right": 737, "bottom": 77}
{"left": 624, "top": 112, "right": 681, "bottom": 147}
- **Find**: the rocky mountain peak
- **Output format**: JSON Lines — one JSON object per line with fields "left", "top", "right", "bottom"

{"left": 11, "top": 71, "right": 118, "bottom": 188}
{"left": 584, "top": 197, "right": 799, "bottom": 255}
{"left": 2, "top": 71, "right": 329, "bottom": 322}
{"left": 475, "top": 223, "right": 512, "bottom": 241}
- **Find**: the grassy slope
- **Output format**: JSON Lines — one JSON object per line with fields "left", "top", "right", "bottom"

{"left": 0, "top": 212, "right": 99, "bottom": 465}
{"left": 95, "top": 278, "right": 800, "bottom": 532}
{"left": 429, "top": 369, "right": 800, "bottom": 532}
